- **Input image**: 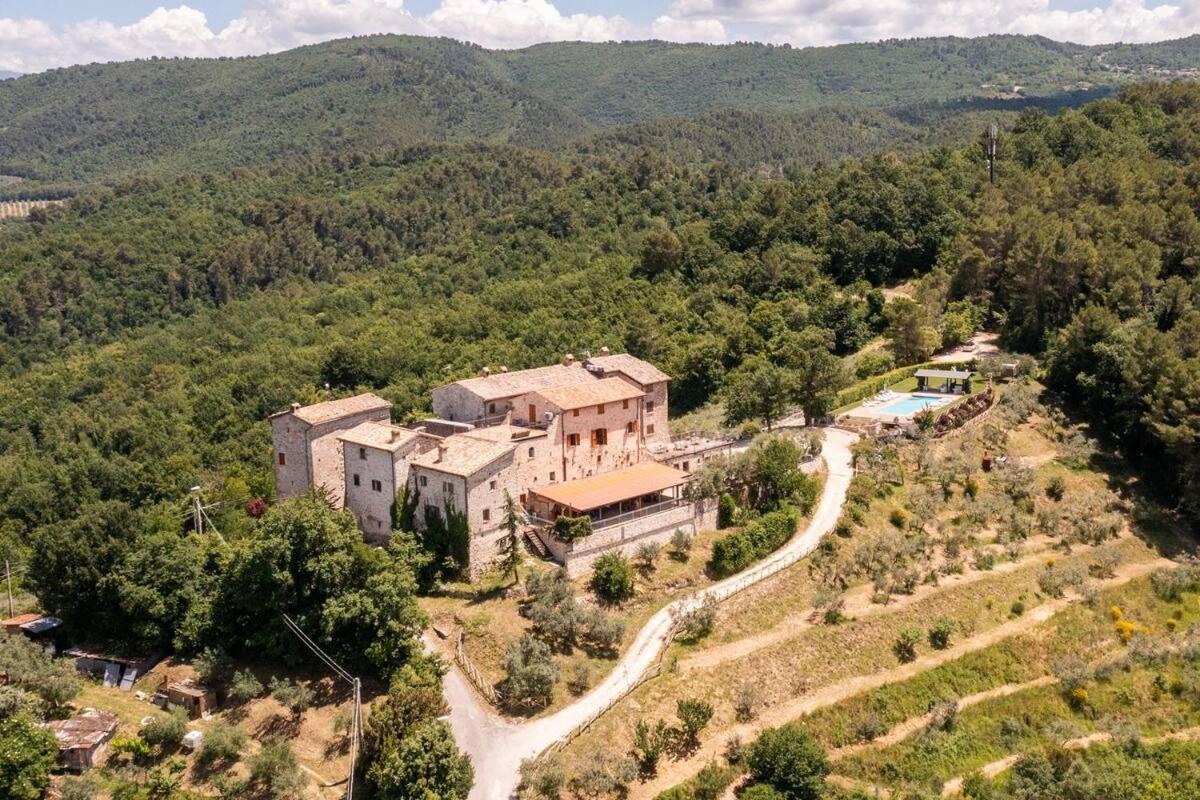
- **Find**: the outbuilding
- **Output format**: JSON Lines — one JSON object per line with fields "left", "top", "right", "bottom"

{"left": 46, "top": 710, "right": 119, "bottom": 771}
{"left": 158, "top": 680, "right": 216, "bottom": 718}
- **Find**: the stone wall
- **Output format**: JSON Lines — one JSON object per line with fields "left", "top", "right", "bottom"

{"left": 270, "top": 406, "right": 391, "bottom": 506}
{"left": 534, "top": 500, "right": 716, "bottom": 576}
{"left": 525, "top": 395, "right": 642, "bottom": 481}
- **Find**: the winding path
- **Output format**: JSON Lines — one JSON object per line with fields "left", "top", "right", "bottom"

{"left": 443, "top": 428, "right": 859, "bottom": 799}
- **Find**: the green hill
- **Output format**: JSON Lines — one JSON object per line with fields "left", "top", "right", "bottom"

{"left": 1, "top": 33, "right": 1197, "bottom": 184}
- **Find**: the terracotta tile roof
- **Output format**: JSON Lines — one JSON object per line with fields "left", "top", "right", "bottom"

{"left": 411, "top": 434, "right": 514, "bottom": 477}
{"left": 529, "top": 462, "right": 689, "bottom": 512}
{"left": 536, "top": 377, "right": 643, "bottom": 411}
{"left": 47, "top": 711, "right": 119, "bottom": 750}
{"left": 443, "top": 364, "right": 594, "bottom": 402}
{"left": 337, "top": 421, "right": 431, "bottom": 452}
{"left": 1, "top": 613, "right": 43, "bottom": 627}
{"left": 461, "top": 424, "right": 548, "bottom": 443}
{"left": 586, "top": 353, "right": 671, "bottom": 386}
{"left": 273, "top": 393, "right": 391, "bottom": 426}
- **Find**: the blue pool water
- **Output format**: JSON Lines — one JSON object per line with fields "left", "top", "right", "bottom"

{"left": 880, "top": 394, "right": 951, "bottom": 416}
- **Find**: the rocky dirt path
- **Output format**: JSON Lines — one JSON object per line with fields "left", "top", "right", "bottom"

{"left": 939, "top": 724, "right": 1200, "bottom": 795}
{"left": 635, "top": 557, "right": 1172, "bottom": 798}
{"left": 443, "top": 428, "right": 859, "bottom": 800}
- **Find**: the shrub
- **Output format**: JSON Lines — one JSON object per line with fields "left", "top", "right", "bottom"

{"left": 59, "top": 776, "right": 98, "bottom": 800}
{"left": 553, "top": 515, "right": 593, "bottom": 542}
{"left": 269, "top": 677, "right": 312, "bottom": 718}
{"left": 140, "top": 709, "right": 187, "bottom": 751}
{"left": 893, "top": 628, "right": 921, "bottom": 663}
{"left": 746, "top": 724, "right": 829, "bottom": 800}
{"left": 227, "top": 669, "right": 263, "bottom": 704}
{"left": 1011, "top": 600, "right": 1026, "bottom": 616}
{"left": 503, "top": 634, "right": 557, "bottom": 710}
{"left": 590, "top": 553, "right": 635, "bottom": 603}
{"left": 741, "top": 786, "right": 787, "bottom": 800}
{"left": 676, "top": 698, "right": 714, "bottom": 749}
{"left": 1045, "top": 475, "right": 1066, "bottom": 501}
{"left": 717, "top": 493, "right": 738, "bottom": 529}
{"left": 927, "top": 699, "right": 958, "bottom": 731}
{"left": 635, "top": 542, "right": 661, "bottom": 573}
{"left": 855, "top": 351, "right": 895, "bottom": 380}
{"left": 670, "top": 529, "right": 694, "bottom": 561}
{"left": 676, "top": 595, "right": 718, "bottom": 641}
{"left": 889, "top": 508, "right": 909, "bottom": 529}
{"left": 928, "top": 619, "right": 954, "bottom": 650}
{"left": 1150, "top": 563, "right": 1200, "bottom": 601}
{"left": 709, "top": 509, "right": 798, "bottom": 577}
{"left": 566, "top": 662, "right": 590, "bottom": 696}
{"left": 248, "top": 737, "right": 306, "bottom": 797}
{"left": 632, "top": 719, "right": 672, "bottom": 775}
{"left": 198, "top": 721, "right": 245, "bottom": 766}
{"left": 855, "top": 712, "right": 884, "bottom": 742}
{"left": 734, "top": 682, "right": 762, "bottom": 723}
{"left": 519, "top": 754, "right": 566, "bottom": 800}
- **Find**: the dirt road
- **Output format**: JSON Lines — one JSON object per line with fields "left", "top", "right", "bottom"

{"left": 442, "top": 428, "right": 859, "bottom": 800}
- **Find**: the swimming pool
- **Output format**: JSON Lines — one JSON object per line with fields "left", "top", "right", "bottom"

{"left": 879, "top": 393, "right": 953, "bottom": 417}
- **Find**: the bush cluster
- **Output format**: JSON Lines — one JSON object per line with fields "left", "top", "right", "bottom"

{"left": 709, "top": 508, "right": 800, "bottom": 577}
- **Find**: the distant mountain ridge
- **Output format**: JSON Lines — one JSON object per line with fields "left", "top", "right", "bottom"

{"left": 0, "top": 70, "right": 21, "bottom": 80}
{"left": 1, "top": 33, "right": 1198, "bottom": 184}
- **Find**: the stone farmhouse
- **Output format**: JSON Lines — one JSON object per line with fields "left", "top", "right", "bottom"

{"left": 270, "top": 350, "right": 724, "bottom": 575}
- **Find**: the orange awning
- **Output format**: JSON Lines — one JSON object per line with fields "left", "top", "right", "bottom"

{"left": 530, "top": 462, "right": 689, "bottom": 512}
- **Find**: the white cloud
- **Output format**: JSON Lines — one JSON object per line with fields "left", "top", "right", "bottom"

{"left": 650, "top": 14, "right": 727, "bottom": 43}
{"left": 2, "top": 0, "right": 1199, "bottom": 74}
{"left": 666, "top": 0, "right": 1200, "bottom": 47}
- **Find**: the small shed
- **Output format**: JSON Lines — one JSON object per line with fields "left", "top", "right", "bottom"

{"left": 159, "top": 680, "right": 216, "bottom": 718}
{"left": 1, "top": 613, "right": 62, "bottom": 654}
{"left": 64, "top": 648, "right": 158, "bottom": 691}
{"left": 46, "top": 710, "right": 119, "bottom": 771}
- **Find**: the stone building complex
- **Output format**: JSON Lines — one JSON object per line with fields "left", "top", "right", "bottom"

{"left": 270, "top": 350, "right": 723, "bottom": 575}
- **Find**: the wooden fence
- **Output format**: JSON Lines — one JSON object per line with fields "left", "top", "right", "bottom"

{"left": 454, "top": 630, "right": 501, "bottom": 706}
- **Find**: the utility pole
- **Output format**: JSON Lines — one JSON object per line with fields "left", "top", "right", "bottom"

{"left": 190, "top": 486, "right": 203, "bottom": 536}
{"left": 280, "top": 613, "right": 362, "bottom": 799}
{"left": 5, "top": 560, "right": 12, "bottom": 618}
{"left": 984, "top": 123, "right": 998, "bottom": 184}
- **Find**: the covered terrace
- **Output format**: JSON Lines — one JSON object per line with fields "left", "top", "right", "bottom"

{"left": 527, "top": 462, "right": 690, "bottom": 531}
{"left": 914, "top": 368, "right": 973, "bottom": 394}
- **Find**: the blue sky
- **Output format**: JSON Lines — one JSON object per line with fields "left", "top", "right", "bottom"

{"left": 1, "top": 1, "right": 1196, "bottom": 74}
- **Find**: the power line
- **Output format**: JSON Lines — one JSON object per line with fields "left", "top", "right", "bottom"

{"left": 278, "top": 613, "right": 363, "bottom": 799}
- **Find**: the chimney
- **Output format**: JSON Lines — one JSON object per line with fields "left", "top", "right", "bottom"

{"left": 499, "top": 366, "right": 509, "bottom": 373}
{"left": 290, "top": 402, "right": 301, "bottom": 412}
{"left": 390, "top": 429, "right": 402, "bottom": 443}
{"left": 436, "top": 442, "right": 448, "bottom": 463}
{"left": 600, "top": 346, "right": 610, "bottom": 356}
{"left": 563, "top": 353, "right": 574, "bottom": 366}
{"left": 480, "top": 366, "right": 491, "bottom": 377}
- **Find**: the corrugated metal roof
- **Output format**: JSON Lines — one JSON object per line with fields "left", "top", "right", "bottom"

{"left": 536, "top": 377, "right": 643, "bottom": 411}
{"left": 529, "top": 462, "right": 689, "bottom": 512}
{"left": 47, "top": 711, "right": 119, "bottom": 750}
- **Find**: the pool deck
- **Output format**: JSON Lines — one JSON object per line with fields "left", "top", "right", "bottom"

{"left": 844, "top": 391, "right": 959, "bottom": 422}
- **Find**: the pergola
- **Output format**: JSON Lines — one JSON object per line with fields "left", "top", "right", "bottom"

{"left": 914, "top": 368, "right": 973, "bottom": 394}
{"left": 527, "top": 462, "right": 690, "bottom": 527}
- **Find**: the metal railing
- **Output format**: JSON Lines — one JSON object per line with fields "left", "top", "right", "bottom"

{"left": 529, "top": 498, "right": 686, "bottom": 537}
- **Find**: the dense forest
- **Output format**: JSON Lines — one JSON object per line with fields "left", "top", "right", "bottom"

{"left": 2, "top": 33, "right": 1197, "bottom": 184}
{"left": 1, "top": 83, "right": 1199, "bottom": 665}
